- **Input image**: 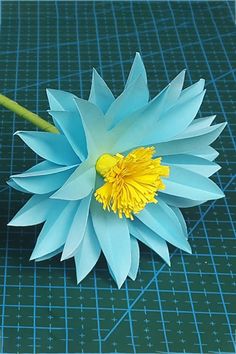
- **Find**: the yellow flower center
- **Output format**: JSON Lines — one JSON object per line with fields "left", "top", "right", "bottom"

{"left": 94, "top": 147, "right": 169, "bottom": 220}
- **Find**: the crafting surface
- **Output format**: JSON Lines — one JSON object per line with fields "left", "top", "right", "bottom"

{"left": 0, "top": 1, "right": 235, "bottom": 353}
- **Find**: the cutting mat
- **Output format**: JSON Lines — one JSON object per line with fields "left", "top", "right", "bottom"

{"left": 0, "top": 1, "right": 235, "bottom": 353}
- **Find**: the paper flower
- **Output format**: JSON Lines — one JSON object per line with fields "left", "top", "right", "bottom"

{"left": 8, "top": 53, "right": 226, "bottom": 287}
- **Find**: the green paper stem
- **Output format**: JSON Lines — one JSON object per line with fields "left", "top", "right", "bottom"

{"left": 0, "top": 94, "right": 59, "bottom": 133}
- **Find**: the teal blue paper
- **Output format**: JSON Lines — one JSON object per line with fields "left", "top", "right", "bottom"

{"left": 128, "top": 237, "right": 140, "bottom": 280}
{"left": 136, "top": 200, "right": 191, "bottom": 254}
{"left": 8, "top": 53, "right": 226, "bottom": 287}
{"left": 74, "top": 216, "right": 101, "bottom": 284}
{"left": 129, "top": 219, "right": 170, "bottom": 266}
{"left": 89, "top": 68, "right": 115, "bottom": 114}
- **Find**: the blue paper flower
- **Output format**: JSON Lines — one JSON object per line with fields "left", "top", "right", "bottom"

{"left": 8, "top": 53, "right": 226, "bottom": 288}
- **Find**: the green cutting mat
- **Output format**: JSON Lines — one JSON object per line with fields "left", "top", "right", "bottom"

{"left": 0, "top": 1, "right": 235, "bottom": 353}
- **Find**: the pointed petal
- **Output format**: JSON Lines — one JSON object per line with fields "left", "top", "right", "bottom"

{"left": 158, "top": 193, "right": 206, "bottom": 208}
{"left": 49, "top": 111, "right": 86, "bottom": 161}
{"left": 15, "top": 131, "right": 79, "bottom": 165}
{"left": 129, "top": 219, "right": 170, "bottom": 265}
{"left": 8, "top": 194, "right": 52, "bottom": 226}
{"left": 195, "top": 146, "right": 219, "bottom": 161}
{"left": 74, "top": 97, "right": 109, "bottom": 157}
{"left": 186, "top": 115, "right": 216, "bottom": 133}
{"left": 11, "top": 164, "right": 77, "bottom": 194}
{"left": 110, "top": 85, "right": 169, "bottom": 153}
{"left": 46, "top": 88, "right": 78, "bottom": 111}
{"left": 46, "top": 89, "right": 79, "bottom": 130}
{"left": 128, "top": 237, "right": 140, "bottom": 280}
{"left": 163, "top": 165, "right": 224, "bottom": 201}
{"left": 106, "top": 75, "right": 149, "bottom": 128}
{"left": 155, "top": 123, "right": 226, "bottom": 157}
{"left": 162, "top": 70, "right": 186, "bottom": 109}
{"left": 168, "top": 206, "right": 188, "bottom": 238}
{"left": 35, "top": 246, "right": 63, "bottom": 262}
{"left": 90, "top": 201, "right": 131, "bottom": 288}
{"left": 175, "top": 122, "right": 226, "bottom": 140}
{"left": 7, "top": 179, "right": 31, "bottom": 193}
{"left": 74, "top": 216, "right": 101, "bottom": 284}
{"left": 136, "top": 199, "right": 192, "bottom": 253}
{"left": 180, "top": 79, "right": 205, "bottom": 102}
{"left": 61, "top": 193, "right": 92, "bottom": 260}
{"left": 126, "top": 52, "right": 147, "bottom": 87}
{"left": 89, "top": 68, "right": 115, "bottom": 114}
{"left": 30, "top": 201, "right": 78, "bottom": 260}
{"left": 51, "top": 162, "right": 96, "bottom": 200}
{"left": 142, "top": 89, "right": 206, "bottom": 144}
{"left": 162, "top": 154, "right": 220, "bottom": 177}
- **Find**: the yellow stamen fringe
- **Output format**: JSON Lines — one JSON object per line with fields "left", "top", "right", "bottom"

{"left": 95, "top": 147, "right": 169, "bottom": 220}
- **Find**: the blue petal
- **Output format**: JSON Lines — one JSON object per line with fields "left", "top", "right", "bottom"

{"left": 61, "top": 193, "right": 92, "bottom": 260}
{"left": 11, "top": 164, "right": 77, "bottom": 194}
{"left": 46, "top": 88, "right": 78, "bottom": 111}
{"left": 129, "top": 218, "right": 170, "bottom": 265}
{"left": 175, "top": 122, "right": 225, "bottom": 140}
{"left": 35, "top": 246, "right": 63, "bottom": 262}
{"left": 74, "top": 97, "right": 110, "bottom": 158}
{"left": 30, "top": 201, "right": 78, "bottom": 260}
{"left": 162, "top": 70, "right": 186, "bottom": 110}
{"left": 8, "top": 194, "right": 52, "bottom": 226}
{"left": 126, "top": 52, "right": 147, "bottom": 87}
{"left": 136, "top": 199, "right": 191, "bottom": 253}
{"left": 180, "top": 79, "right": 205, "bottom": 102}
{"left": 15, "top": 131, "right": 79, "bottom": 165}
{"left": 51, "top": 161, "right": 96, "bottom": 200}
{"left": 162, "top": 154, "right": 220, "bottom": 177}
{"left": 49, "top": 110, "right": 86, "bottom": 161}
{"left": 155, "top": 123, "right": 226, "bottom": 157}
{"left": 7, "top": 179, "right": 31, "bottom": 193}
{"left": 89, "top": 68, "right": 115, "bottom": 114}
{"left": 142, "top": 89, "right": 206, "bottom": 144}
{"left": 168, "top": 206, "right": 188, "bottom": 238}
{"left": 90, "top": 201, "right": 131, "bottom": 288}
{"left": 46, "top": 89, "right": 79, "bottom": 130}
{"left": 163, "top": 165, "right": 224, "bottom": 201}
{"left": 186, "top": 115, "right": 216, "bottom": 133}
{"left": 74, "top": 216, "right": 101, "bottom": 284}
{"left": 110, "top": 85, "right": 169, "bottom": 153}
{"left": 128, "top": 237, "right": 140, "bottom": 280}
{"left": 158, "top": 193, "right": 206, "bottom": 208}
{"left": 195, "top": 146, "right": 219, "bottom": 161}
{"left": 106, "top": 75, "right": 149, "bottom": 128}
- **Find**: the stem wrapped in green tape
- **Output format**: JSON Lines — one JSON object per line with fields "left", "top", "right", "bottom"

{"left": 0, "top": 94, "right": 59, "bottom": 133}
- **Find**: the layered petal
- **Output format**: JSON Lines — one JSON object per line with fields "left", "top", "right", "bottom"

{"left": 74, "top": 216, "right": 101, "bottom": 284}
{"left": 15, "top": 131, "right": 79, "bottom": 165}
{"left": 30, "top": 201, "right": 78, "bottom": 260}
{"left": 74, "top": 97, "right": 110, "bottom": 158}
{"left": 142, "top": 89, "right": 206, "bottom": 144}
{"left": 61, "top": 193, "right": 92, "bottom": 260}
{"left": 106, "top": 75, "right": 149, "bottom": 128}
{"left": 162, "top": 154, "right": 220, "bottom": 177}
{"left": 154, "top": 123, "right": 226, "bottom": 157}
{"left": 136, "top": 199, "right": 191, "bottom": 253}
{"left": 126, "top": 52, "right": 147, "bottom": 87}
{"left": 49, "top": 110, "right": 86, "bottom": 161}
{"left": 51, "top": 160, "right": 96, "bottom": 200}
{"left": 89, "top": 68, "right": 115, "bottom": 113}
{"left": 11, "top": 163, "right": 77, "bottom": 194}
{"left": 128, "top": 237, "right": 140, "bottom": 280}
{"left": 163, "top": 165, "right": 224, "bottom": 201}
{"left": 158, "top": 193, "right": 206, "bottom": 208}
{"left": 8, "top": 194, "right": 52, "bottom": 226}
{"left": 90, "top": 200, "right": 131, "bottom": 288}
{"left": 129, "top": 218, "right": 170, "bottom": 265}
